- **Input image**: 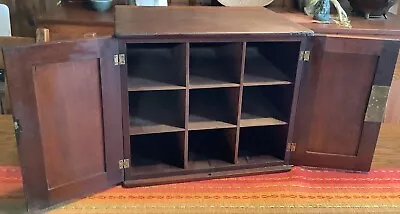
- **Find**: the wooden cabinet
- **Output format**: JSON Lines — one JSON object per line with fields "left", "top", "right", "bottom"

{"left": 2, "top": 6, "right": 399, "bottom": 211}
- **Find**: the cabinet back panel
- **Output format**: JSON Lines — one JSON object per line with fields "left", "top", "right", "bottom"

{"left": 33, "top": 59, "right": 105, "bottom": 189}
{"left": 306, "top": 53, "right": 377, "bottom": 156}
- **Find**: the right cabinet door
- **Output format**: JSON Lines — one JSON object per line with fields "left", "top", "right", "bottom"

{"left": 291, "top": 36, "right": 399, "bottom": 171}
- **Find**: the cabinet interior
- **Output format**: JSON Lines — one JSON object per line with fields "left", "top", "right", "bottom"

{"left": 125, "top": 40, "right": 301, "bottom": 183}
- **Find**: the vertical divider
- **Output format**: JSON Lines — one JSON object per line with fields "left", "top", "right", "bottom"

{"left": 183, "top": 42, "right": 190, "bottom": 168}
{"left": 172, "top": 43, "right": 187, "bottom": 87}
{"left": 235, "top": 42, "right": 247, "bottom": 163}
{"left": 223, "top": 42, "right": 246, "bottom": 163}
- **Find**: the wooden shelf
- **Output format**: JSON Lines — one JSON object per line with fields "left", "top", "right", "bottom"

{"left": 187, "top": 155, "right": 283, "bottom": 170}
{"left": 130, "top": 116, "right": 185, "bottom": 135}
{"left": 188, "top": 129, "right": 236, "bottom": 165}
{"left": 189, "top": 43, "right": 241, "bottom": 89}
{"left": 127, "top": 76, "right": 186, "bottom": 92}
{"left": 127, "top": 43, "right": 185, "bottom": 91}
{"left": 190, "top": 74, "right": 239, "bottom": 89}
{"left": 189, "top": 88, "right": 238, "bottom": 131}
{"left": 129, "top": 91, "right": 185, "bottom": 135}
{"left": 244, "top": 46, "right": 292, "bottom": 86}
{"left": 241, "top": 87, "right": 287, "bottom": 127}
{"left": 122, "top": 40, "right": 299, "bottom": 186}
{"left": 239, "top": 126, "right": 288, "bottom": 161}
{"left": 130, "top": 132, "right": 185, "bottom": 172}
{"left": 243, "top": 71, "right": 291, "bottom": 86}
{"left": 188, "top": 115, "right": 236, "bottom": 130}
{"left": 130, "top": 162, "right": 183, "bottom": 175}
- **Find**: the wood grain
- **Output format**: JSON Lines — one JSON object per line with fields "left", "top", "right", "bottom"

{"left": 33, "top": 59, "right": 104, "bottom": 189}
{"left": 115, "top": 6, "right": 312, "bottom": 39}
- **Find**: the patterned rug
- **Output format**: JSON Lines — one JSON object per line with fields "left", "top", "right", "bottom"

{"left": 1, "top": 166, "right": 400, "bottom": 214}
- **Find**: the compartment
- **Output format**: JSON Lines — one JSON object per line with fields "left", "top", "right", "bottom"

{"left": 189, "top": 42, "right": 242, "bottom": 89}
{"left": 129, "top": 90, "right": 185, "bottom": 135}
{"left": 244, "top": 42, "right": 301, "bottom": 86}
{"left": 238, "top": 126, "right": 287, "bottom": 166}
{"left": 127, "top": 43, "right": 186, "bottom": 91}
{"left": 241, "top": 85, "right": 293, "bottom": 127}
{"left": 189, "top": 87, "right": 239, "bottom": 130}
{"left": 188, "top": 129, "right": 237, "bottom": 169}
{"left": 130, "top": 132, "right": 185, "bottom": 173}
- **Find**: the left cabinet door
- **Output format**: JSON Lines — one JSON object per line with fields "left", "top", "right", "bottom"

{"left": 3, "top": 38, "right": 124, "bottom": 211}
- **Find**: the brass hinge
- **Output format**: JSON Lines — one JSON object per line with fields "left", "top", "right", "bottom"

{"left": 299, "top": 51, "right": 310, "bottom": 62}
{"left": 287, "top": 143, "right": 296, "bottom": 152}
{"left": 114, "top": 54, "right": 126, "bottom": 65}
{"left": 364, "top": 85, "right": 390, "bottom": 122}
{"left": 118, "top": 159, "right": 130, "bottom": 169}
{"left": 13, "top": 118, "right": 22, "bottom": 146}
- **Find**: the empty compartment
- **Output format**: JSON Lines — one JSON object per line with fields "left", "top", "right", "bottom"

{"left": 189, "top": 87, "right": 239, "bottom": 130}
{"left": 189, "top": 42, "right": 242, "bottom": 88}
{"left": 244, "top": 42, "right": 301, "bottom": 86}
{"left": 130, "top": 132, "right": 185, "bottom": 173}
{"left": 238, "top": 126, "right": 287, "bottom": 166}
{"left": 127, "top": 43, "right": 186, "bottom": 91}
{"left": 241, "top": 85, "right": 293, "bottom": 127}
{"left": 129, "top": 90, "right": 185, "bottom": 135}
{"left": 188, "top": 128, "right": 236, "bottom": 169}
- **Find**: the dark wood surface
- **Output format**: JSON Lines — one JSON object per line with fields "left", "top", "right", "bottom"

{"left": 35, "top": 3, "right": 114, "bottom": 26}
{"left": 115, "top": 6, "right": 313, "bottom": 39}
{"left": 273, "top": 8, "right": 400, "bottom": 37}
{"left": 292, "top": 36, "right": 399, "bottom": 171}
{"left": 3, "top": 38, "right": 123, "bottom": 211}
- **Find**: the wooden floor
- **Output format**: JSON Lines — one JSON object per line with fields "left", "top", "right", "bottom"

{"left": 0, "top": 115, "right": 399, "bottom": 168}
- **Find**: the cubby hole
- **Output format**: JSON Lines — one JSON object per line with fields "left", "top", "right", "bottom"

{"left": 244, "top": 42, "right": 301, "bottom": 86}
{"left": 238, "top": 126, "right": 287, "bottom": 166}
{"left": 130, "top": 132, "right": 185, "bottom": 174}
{"left": 189, "top": 42, "right": 242, "bottom": 89}
{"left": 188, "top": 128, "right": 236, "bottom": 169}
{"left": 129, "top": 90, "right": 185, "bottom": 135}
{"left": 127, "top": 43, "right": 186, "bottom": 91}
{"left": 189, "top": 87, "right": 239, "bottom": 130}
{"left": 241, "top": 85, "right": 293, "bottom": 127}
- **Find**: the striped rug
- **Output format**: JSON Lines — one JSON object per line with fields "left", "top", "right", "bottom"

{"left": 1, "top": 166, "right": 400, "bottom": 214}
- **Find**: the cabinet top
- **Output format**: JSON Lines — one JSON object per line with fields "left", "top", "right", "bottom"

{"left": 114, "top": 6, "right": 313, "bottom": 39}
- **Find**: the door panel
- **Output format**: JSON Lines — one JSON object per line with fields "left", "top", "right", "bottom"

{"left": 34, "top": 60, "right": 105, "bottom": 189}
{"left": 306, "top": 52, "right": 377, "bottom": 156}
{"left": 292, "top": 36, "right": 399, "bottom": 171}
{"left": 3, "top": 38, "right": 123, "bottom": 211}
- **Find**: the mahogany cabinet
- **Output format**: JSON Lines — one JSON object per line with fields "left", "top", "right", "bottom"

{"left": 2, "top": 6, "right": 399, "bottom": 211}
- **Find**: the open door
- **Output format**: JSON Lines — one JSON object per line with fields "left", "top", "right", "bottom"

{"left": 3, "top": 38, "right": 124, "bottom": 211}
{"left": 291, "top": 35, "right": 399, "bottom": 171}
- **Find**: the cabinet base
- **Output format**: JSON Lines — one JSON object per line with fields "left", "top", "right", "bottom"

{"left": 122, "top": 164, "right": 292, "bottom": 188}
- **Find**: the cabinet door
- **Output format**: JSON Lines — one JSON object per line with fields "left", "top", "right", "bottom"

{"left": 3, "top": 38, "right": 124, "bottom": 211}
{"left": 291, "top": 36, "right": 399, "bottom": 171}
